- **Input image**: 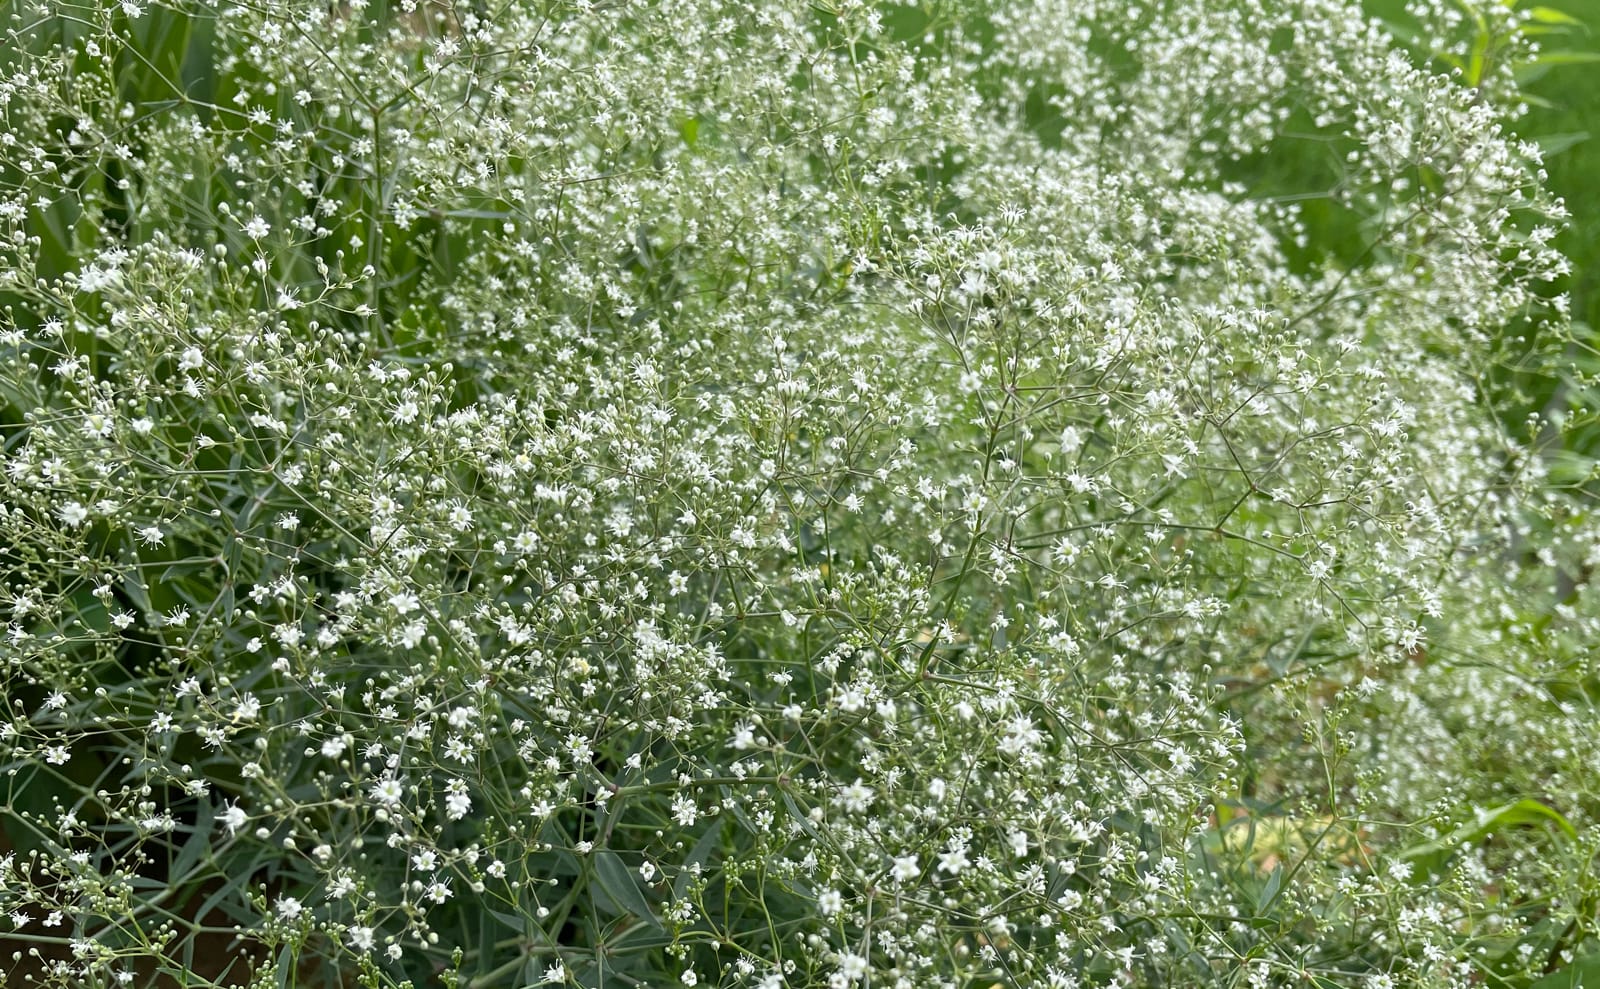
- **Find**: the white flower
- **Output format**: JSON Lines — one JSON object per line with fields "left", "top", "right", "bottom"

{"left": 835, "top": 953, "right": 868, "bottom": 983}
{"left": 232, "top": 694, "right": 260, "bottom": 722}
{"left": 370, "top": 778, "right": 404, "bottom": 806}
{"left": 937, "top": 843, "right": 969, "bottom": 876}
{"left": 398, "top": 619, "right": 426, "bottom": 649}
{"left": 818, "top": 889, "right": 843, "bottom": 916}
{"left": 891, "top": 855, "right": 919, "bottom": 883}
{"left": 1009, "top": 830, "right": 1029, "bottom": 859}
{"left": 542, "top": 962, "right": 566, "bottom": 984}
{"left": 833, "top": 778, "right": 874, "bottom": 814}
{"left": 275, "top": 896, "right": 303, "bottom": 922}
{"left": 219, "top": 804, "right": 247, "bottom": 835}
{"left": 671, "top": 793, "right": 698, "bottom": 827}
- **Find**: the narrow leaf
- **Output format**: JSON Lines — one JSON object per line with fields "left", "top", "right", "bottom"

{"left": 1256, "top": 862, "right": 1284, "bottom": 913}
{"left": 593, "top": 850, "right": 662, "bottom": 930}
{"left": 1530, "top": 49, "right": 1600, "bottom": 65}
{"left": 1526, "top": 6, "right": 1585, "bottom": 27}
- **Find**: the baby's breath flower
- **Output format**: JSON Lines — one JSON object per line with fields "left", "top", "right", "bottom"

{"left": 369, "top": 778, "right": 404, "bottom": 807}
{"left": 0, "top": 0, "right": 1586, "bottom": 986}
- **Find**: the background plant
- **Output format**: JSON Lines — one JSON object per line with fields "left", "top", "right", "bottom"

{"left": 0, "top": 0, "right": 1596, "bottom": 987}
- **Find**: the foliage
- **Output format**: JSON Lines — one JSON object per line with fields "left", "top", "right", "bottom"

{"left": 0, "top": 0, "right": 1596, "bottom": 987}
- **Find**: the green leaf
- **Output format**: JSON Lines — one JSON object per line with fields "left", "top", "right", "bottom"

{"left": 609, "top": 923, "right": 674, "bottom": 954}
{"left": 61, "top": 587, "right": 111, "bottom": 636}
{"left": 782, "top": 791, "right": 823, "bottom": 842}
{"left": 673, "top": 821, "right": 723, "bottom": 900}
{"left": 1528, "top": 49, "right": 1600, "bottom": 65}
{"left": 1399, "top": 799, "right": 1576, "bottom": 877}
{"left": 274, "top": 944, "right": 294, "bottom": 989}
{"left": 593, "top": 850, "right": 662, "bottom": 930}
{"left": 169, "top": 800, "right": 215, "bottom": 884}
{"left": 1530, "top": 952, "right": 1600, "bottom": 989}
{"left": 1525, "top": 6, "right": 1585, "bottom": 28}
{"left": 1256, "top": 862, "right": 1284, "bottom": 913}
{"left": 1538, "top": 132, "right": 1591, "bottom": 157}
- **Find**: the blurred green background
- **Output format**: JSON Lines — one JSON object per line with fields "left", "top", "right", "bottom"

{"left": 1495, "top": 0, "right": 1600, "bottom": 482}
{"left": 1523, "top": 0, "right": 1600, "bottom": 334}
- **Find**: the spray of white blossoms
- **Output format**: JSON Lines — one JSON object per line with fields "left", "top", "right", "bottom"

{"left": 1, "top": 0, "right": 1597, "bottom": 986}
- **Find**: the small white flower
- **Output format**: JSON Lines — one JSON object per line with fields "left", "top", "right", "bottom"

{"left": 834, "top": 778, "right": 874, "bottom": 815}
{"left": 57, "top": 502, "right": 88, "bottom": 527}
{"left": 276, "top": 896, "right": 303, "bottom": 922}
{"left": 219, "top": 803, "right": 247, "bottom": 835}
{"left": 398, "top": 619, "right": 426, "bottom": 649}
{"left": 937, "top": 844, "right": 968, "bottom": 876}
{"left": 835, "top": 953, "right": 868, "bottom": 983}
{"left": 891, "top": 854, "right": 919, "bottom": 883}
{"left": 671, "top": 793, "right": 698, "bottom": 827}
{"left": 232, "top": 693, "right": 260, "bottom": 722}
{"left": 1009, "top": 830, "right": 1029, "bottom": 859}
{"left": 370, "top": 777, "right": 404, "bottom": 806}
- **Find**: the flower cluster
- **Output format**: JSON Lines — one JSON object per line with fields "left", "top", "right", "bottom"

{"left": 0, "top": 0, "right": 1594, "bottom": 986}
